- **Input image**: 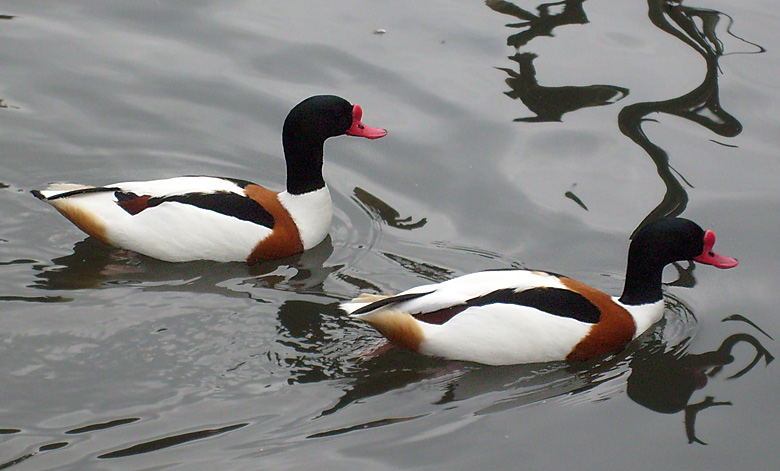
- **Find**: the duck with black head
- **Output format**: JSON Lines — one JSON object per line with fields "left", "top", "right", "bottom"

{"left": 33, "top": 95, "right": 386, "bottom": 264}
{"left": 342, "top": 218, "right": 738, "bottom": 365}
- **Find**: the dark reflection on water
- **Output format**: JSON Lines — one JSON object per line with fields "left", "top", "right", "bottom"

{"left": 0, "top": 98, "right": 19, "bottom": 110}
{"left": 487, "top": 0, "right": 588, "bottom": 49}
{"left": 627, "top": 313, "right": 774, "bottom": 444}
{"left": 488, "top": 0, "right": 764, "bottom": 235}
{"left": 65, "top": 418, "right": 141, "bottom": 435}
{"left": 352, "top": 187, "right": 427, "bottom": 230}
{"left": 0, "top": 442, "right": 69, "bottom": 470}
{"left": 666, "top": 260, "right": 697, "bottom": 288}
{"left": 0, "top": 421, "right": 247, "bottom": 468}
{"left": 98, "top": 423, "right": 248, "bottom": 459}
{"left": 31, "top": 235, "right": 341, "bottom": 297}
{"left": 499, "top": 52, "right": 628, "bottom": 123}
{"left": 276, "top": 300, "right": 353, "bottom": 385}
{"left": 564, "top": 183, "right": 589, "bottom": 211}
{"left": 307, "top": 415, "right": 426, "bottom": 439}
{"left": 488, "top": 0, "right": 629, "bottom": 122}
{"left": 619, "top": 0, "right": 764, "bottom": 234}
{"left": 381, "top": 251, "right": 457, "bottom": 283}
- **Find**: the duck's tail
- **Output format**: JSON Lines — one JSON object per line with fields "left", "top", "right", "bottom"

{"left": 32, "top": 183, "right": 115, "bottom": 244}
{"left": 32, "top": 182, "right": 95, "bottom": 201}
{"left": 340, "top": 293, "right": 390, "bottom": 315}
{"left": 341, "top": 294, "right": 425, "bottom": 351}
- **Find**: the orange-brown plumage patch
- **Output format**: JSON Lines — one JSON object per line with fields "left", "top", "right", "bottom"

{"left": 561, "top": 277, "right": 636, "bottom": 361}
{"left": 49, "top": 200, "right": 111, "bottom": 246}
{"left": 360, "top": 309, "right": 425, "bottom": 352}
{"left": 244, "top": 184, "right": 304, "bottom": 264}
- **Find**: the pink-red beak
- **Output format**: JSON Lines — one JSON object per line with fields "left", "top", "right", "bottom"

{"left": 346, "top": 105, "right": 387, "bottom": 139}
{"left": 693, "top": 230, "right": 739, "bottom": 269}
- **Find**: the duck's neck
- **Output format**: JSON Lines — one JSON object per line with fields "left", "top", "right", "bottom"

{"left": 283, "top": 136, "right": 326, "bottom": 195}
{"left": 618, "top": 256, "right": 665, "bottom": 306}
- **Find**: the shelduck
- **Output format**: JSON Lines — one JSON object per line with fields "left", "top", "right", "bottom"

{"left": 341, "top": 218, "right": 738, "bottom": 365}
{"left": 32, "top": 95, "right": 386, "bottom": 263}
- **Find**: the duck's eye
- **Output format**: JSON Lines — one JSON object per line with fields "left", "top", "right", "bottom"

{"left": 709, "top": 251, "right": 715, "bottom": 256}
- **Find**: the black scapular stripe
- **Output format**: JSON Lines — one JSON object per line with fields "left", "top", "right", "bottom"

{"left": 35, "top": 186, "right": 121, "bottom": 201}
{"left": 350, "top": 291, "right": 431, "bottom": 315}
{"left": 466, "top": 287, "right": 601, "bottom": 324}
{"left": 351, "top": 286, "right": 601, "bottom": 325}
{"left": 146, "top": 192, "right": 275, "bottom": 228}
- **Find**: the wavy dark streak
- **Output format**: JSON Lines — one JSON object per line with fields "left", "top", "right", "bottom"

{"left": 0, "top": 443, "right": 67, "bottom": 471}
{"left": 65, "top": 418, "right": 140, "bottom": 435}
{"left": 97, "top": 423, "right": 247, "bottom": 459}
{"left": 620, "top": 0, "right": 761, "bottom": 236}
{"left": 0, "top": 295, "right": 71, "bottom": 303}
{"left": 307, "top": 415, "right": 425, "bottom": 439}
{"left": 0, "top": 453, "right": 35, "bottom": 470}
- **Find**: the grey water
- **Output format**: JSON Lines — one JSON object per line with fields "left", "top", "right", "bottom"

{"left": 1, "top": 1, "right": 778, "bottom": 470}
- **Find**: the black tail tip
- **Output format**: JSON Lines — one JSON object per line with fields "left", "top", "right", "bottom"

{"left": 31, "top": 189, "right": 47, "bottom": 200}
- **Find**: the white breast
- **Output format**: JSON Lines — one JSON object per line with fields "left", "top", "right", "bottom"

{"left": 277, "top": 186, "right": 332, "bottom": 250}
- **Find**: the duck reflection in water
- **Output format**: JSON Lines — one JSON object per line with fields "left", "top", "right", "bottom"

{"left": 486, "top": 0, "right": 588, "bottom": 49}
{"left": 488, "top": 0, "right": 629, "bottom": 122}
{"left": 627, "top": 314, "right": 774, "bottom": 445}
{"left": 32, "top": 236, "right": 338, "bottom": 296}
{"left": 352, "top": 187, "right": 427, "bottom": 230}
{"left": 499, "top": 52, "right": 629, "bottom": 123}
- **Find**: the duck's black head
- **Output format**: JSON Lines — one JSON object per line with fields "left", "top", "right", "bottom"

{"left": 632, "top": 218, "right": 706, "bottom": 266}
{"left": 283, "top": 95, "right": 386, "bottom": 145}
{"left": 284, "top": 96, "right": 352, "bottom": 143}
{"left": 619, "top": 217, "right": 738, "bottom": 305}
{"left": 282, "top": 95, "right": 386, "bottom": 195}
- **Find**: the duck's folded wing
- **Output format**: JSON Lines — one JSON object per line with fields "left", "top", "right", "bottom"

{"left": 344, "top": 269, "right": 603, "bottom": 325}
{"left": 114, "top": 190, "right": 274, "bottom": 227}
{"left": 35, "top": 176, "right": 275, "bottom": 227}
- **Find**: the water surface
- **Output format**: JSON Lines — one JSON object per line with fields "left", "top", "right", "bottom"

{"left": 1, "top": 1, "right": 778, "bottom": 470}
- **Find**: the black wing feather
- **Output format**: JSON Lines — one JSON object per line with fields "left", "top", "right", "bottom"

{"left": 465, "top": 287, "right": 601, "bottom": 324}
{"left": 353, "top": 285, "right": 601, "bottom": 325}
{"left": 144, "top": 192, "right": 275, "bottom": 228}
{"left": 350, "top": 291, "right": 432, "bottom": 315}
{"left": 34, "top": 186, "right": 121, "bottom": 201}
